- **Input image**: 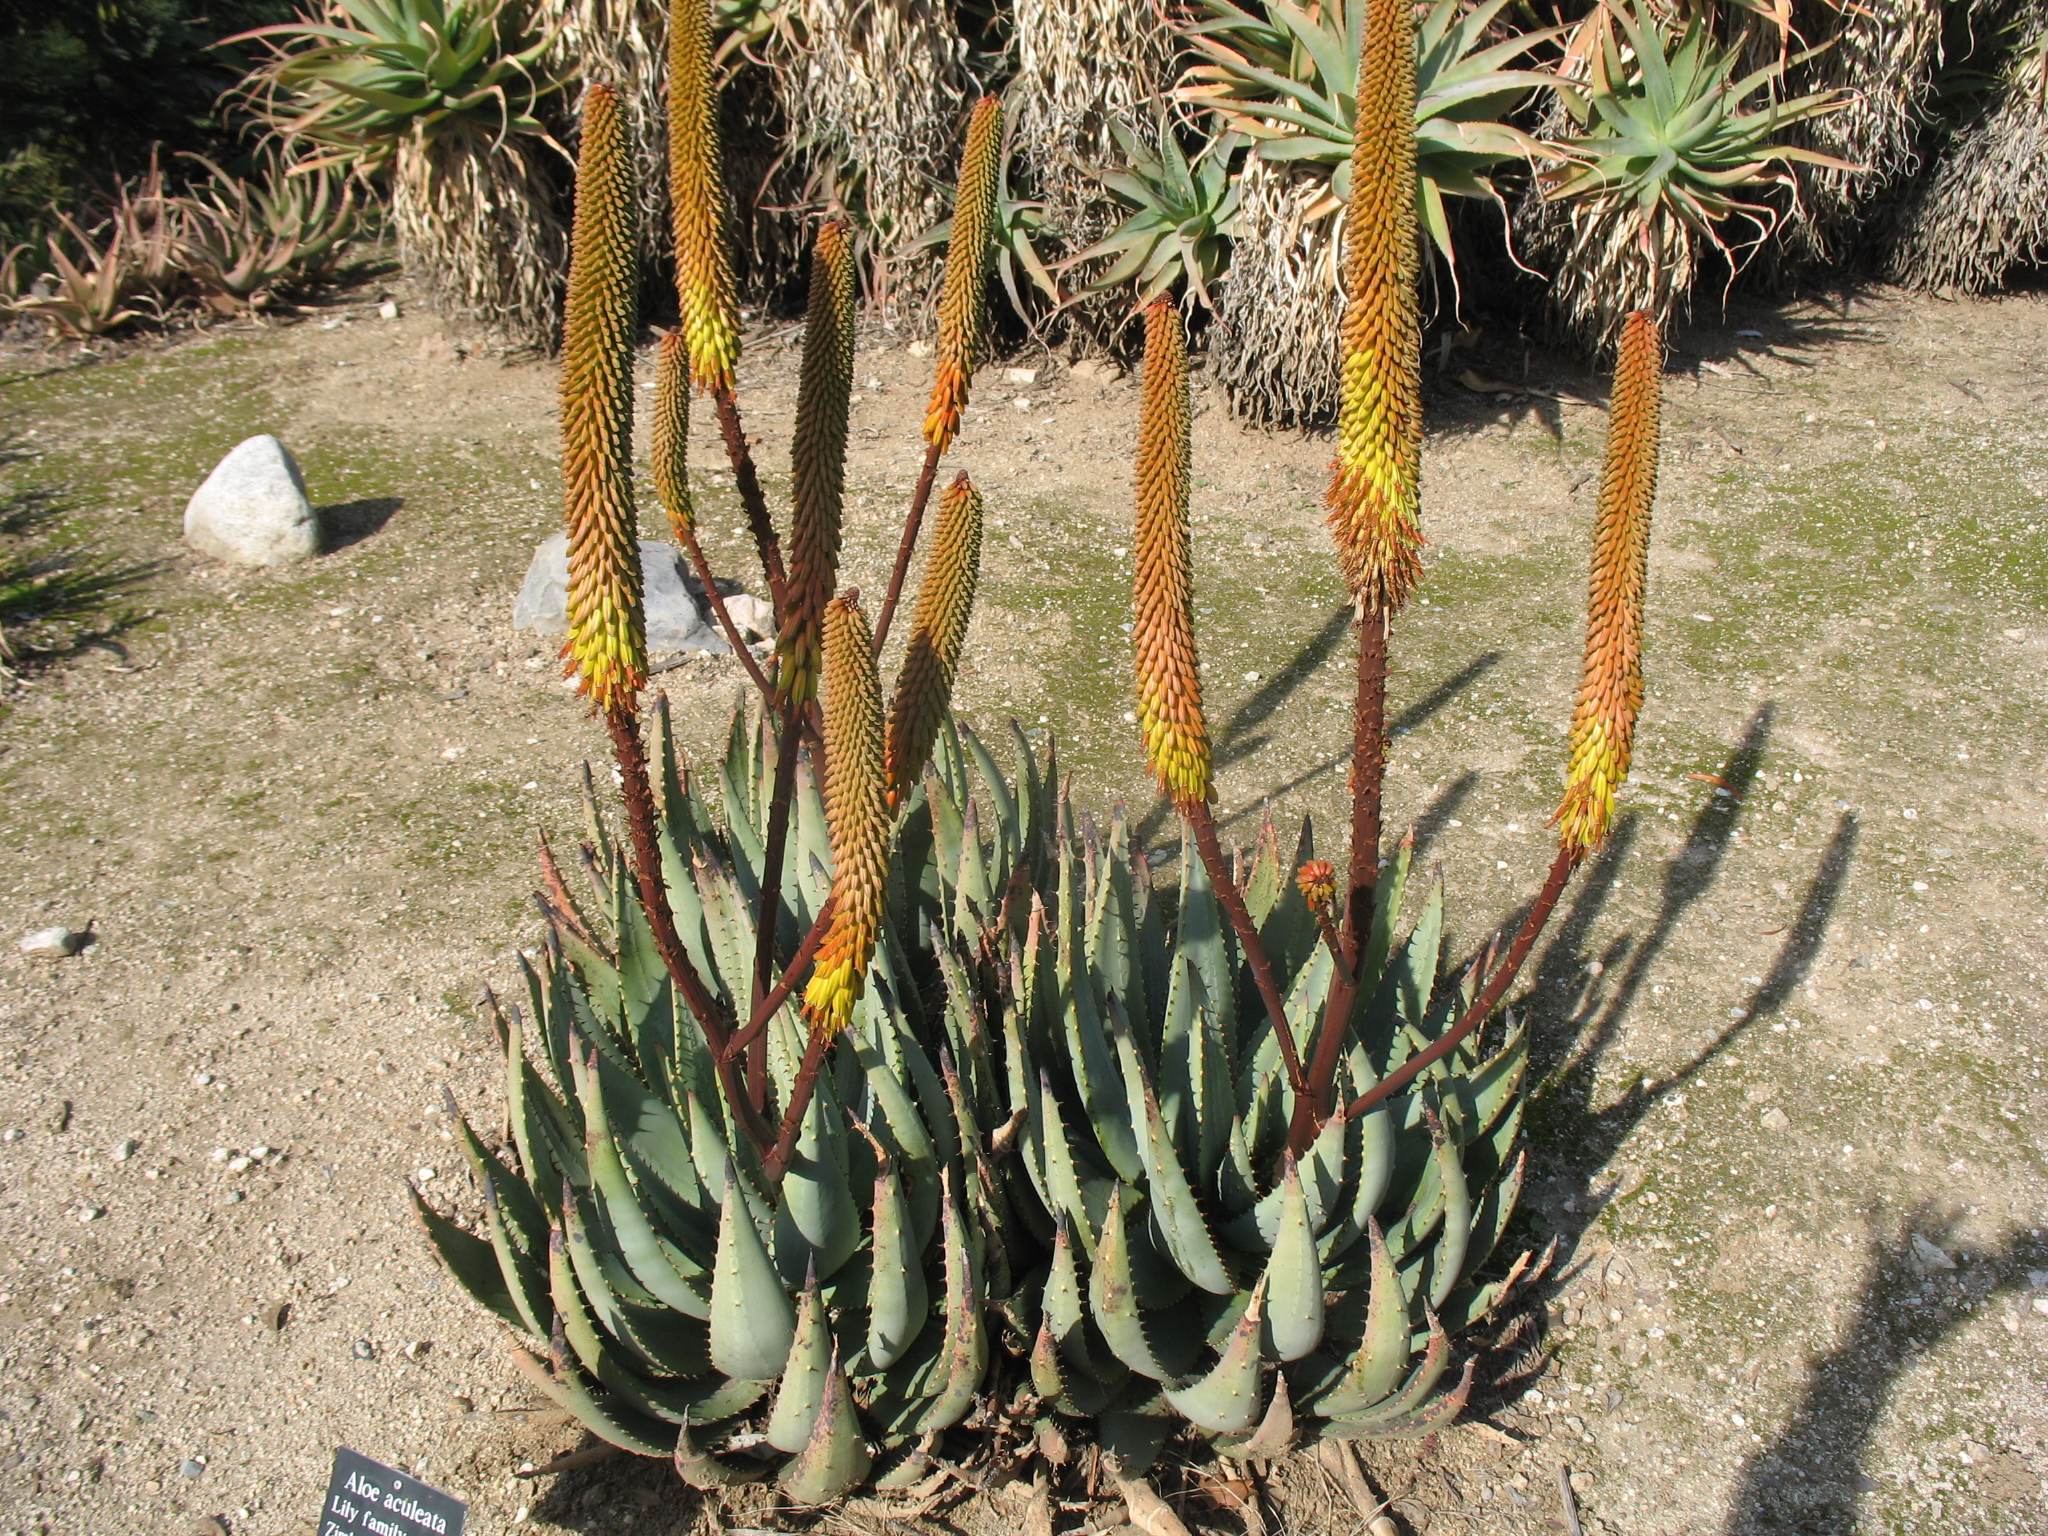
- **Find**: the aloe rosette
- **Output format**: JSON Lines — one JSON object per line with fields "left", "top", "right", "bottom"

{"left": 420, "top": 703, "right": 1059, "bottom": 1497}
{"left": 1001, "top": 800, "right": 1539, "bottom": 1452}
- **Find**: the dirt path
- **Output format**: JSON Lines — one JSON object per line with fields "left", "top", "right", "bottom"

{"left": 0, "top": 282, "right": 2044, "bottom": 1536}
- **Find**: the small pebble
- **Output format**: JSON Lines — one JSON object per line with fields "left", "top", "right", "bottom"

{"left": 261, "top": 1300, "right": 290, "bottom": 1332}
{"left": 352, "top": 1340, "right": 377, "bottom": 1360}
{"left": 195, "top": 1072, "right": 215, "bottom": 1087}
{"left": 114, "top": 1138, "right": 138, "bottom": 1161}
{"left": 1761, "top": 1107, "right": 1791, "bottom": 1131}
{"left": 19, "top": 926, "right": 85, "bottom": 958}
{"left": 228, "top": 1155, "right": 253, "bottom": 1173}
{"left": 3, "top": 1128, "right": 22, "bottom": 1143}
{"left": 378, "top": 300, "right": 400, "bottom": 320}
{"left": 180, "top": 1457, "right": 205, "bottom": 1479}
{"left": 415, "top": 1166, "right": 437, "bottom": 1182}
{"left": 250, "top": 1144, "right": 272, "bottom": 1159}
{"left": 447, "top": 1394, "right": 475, "bottom": 1415}
{"left": 225, "top": 1190, "right": 246, "bottom": 1204}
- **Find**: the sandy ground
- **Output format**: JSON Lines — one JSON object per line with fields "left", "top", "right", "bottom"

{"left": 0, "top": 278, "right": 2045, "bottom": 1536}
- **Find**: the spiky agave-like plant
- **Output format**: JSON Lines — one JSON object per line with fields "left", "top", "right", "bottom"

{"left": 420, "top": 0, "right": 1669, "bottom": 1502}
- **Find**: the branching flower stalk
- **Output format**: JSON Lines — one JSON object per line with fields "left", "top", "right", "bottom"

{"left": 560, "top": 84, "right": 766, "bottom": 1151}
{"left": 669, "top": 0, "right": 785, "bottom": 614}
{"left": 745, "top": 221, "right": 856, "bottom": 1094}
{"left": 1302, "top": 0, "right": 1423, "bottom": 1144}
{"left": 873, "top": 95, "right": 1004, "bottom": 655}
{"left": 652, "top": 329, "right": 777, "bottom": 699}
{"left": 1130, "top": 299, "right": 1307, "bottom": 1104}
{"left": 773, "top": 591, "right": 892, "bottom": 1179}
{"left": 1345, "top": 310, "right": 1663, "bottom": 1122}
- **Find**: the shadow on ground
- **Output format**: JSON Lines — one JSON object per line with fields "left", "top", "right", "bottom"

{"left": 320, "top": 496, "right": 405, "bottom": 551}
{"left": 1723, "top": 1210, "right": 2046, "bottom": 1534}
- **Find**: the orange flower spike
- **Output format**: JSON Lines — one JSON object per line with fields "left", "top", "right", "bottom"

{"left": 651, "top": 329, "right": 693, "bottom": 544}
{"left": 559, "top": 82, "right": 645, "bottom": 712}
{"left": 1555, "top": 311, "right": 1662, "bottom": 856}
{"left": 923, "top": 96, "right": 1004, "bottom": 454}
{"left": 776, "top": 220, "right": 858, "bottom": 705}
{"left": 1130, "top": 300, "right": 1210, "bottom": 809}
{"left": 667, "top": 0, "right": 739, "bottom": 390}
{"left": 1324, "top": 0, "right": 1423, "bottom": 613}
{"left": 803, "top": 592, "right": 892, "bottom": 1036}
{"left": 885, "top": 474, "right": 984, "bottom": 809}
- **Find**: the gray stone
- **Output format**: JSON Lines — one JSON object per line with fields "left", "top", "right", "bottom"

{"left": 512, "top": 533, "right": 731, "bottom": 655}
{"left": 19, "top": 926, "right": 84, "bottom": 958}
{"left": 183, "top": 435, "right": 320, "bottom": 565}
{"left": 724, "top": 593, "right": 775, "bottom": 642}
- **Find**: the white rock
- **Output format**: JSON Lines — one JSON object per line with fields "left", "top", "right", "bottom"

{"left": 512, "top": 533, "right": 731, "bottom": 655}
{"left": 19, "top": 926, "right": 84, "bottom": 958}
{"left": 723, "top": 593, "right": 776, "bottom": 642}
{"left": 1069, "top": 358, "right": 1124, "bottom": 384}
{"left": 1004, "top": 366, "right": 1039, "bottom": 384}
{"left": 183, "top": 435, "right": 320, "bottom": 565}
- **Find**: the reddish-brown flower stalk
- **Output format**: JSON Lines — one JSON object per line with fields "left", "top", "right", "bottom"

{"left": 884, "top": 474, "right": 984, "bottom": 810}
{"left": 1131, "top": 300, "right": 1209, "bottom": 810}
{"left": 653, "top": 328, "right": 777, "bottom": 700}
{"left": 777, "top": 220, "right": 857, "bottom": 707}
{"left": 559, "top": 82, "right": 643, "bottom": 713}
{"left": 1555, "top": 309, "right": 1661, "bottom": 855}
{"left": 803, "top": 593, "right": 890, "bottom": 1037}
{"left": 1131, "top": 299, "right": 1307, "bottom": 1102}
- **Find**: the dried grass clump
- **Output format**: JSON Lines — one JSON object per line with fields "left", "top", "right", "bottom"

{"left": 1012, "top": 0, "right": 1175, "bottom": 334}
{"left": 1211, "top": 157, "right": 1344, "bottom": 426}
{"left": 1891, "top": 12, "right": 2048, "bottom": 292}
{"left": 549, "top": 0, "right": 676, "bottom": 273}
{"left": 778, "top": 0, "right": 968, "bottom": 255}
{"left": 391, "top": 128, "right": 570, "bottom": 350}
{"left": 1774, "top": 0, "right": 1945, "bottom": 267}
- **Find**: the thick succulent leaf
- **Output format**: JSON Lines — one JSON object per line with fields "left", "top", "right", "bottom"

{"left": 767, "top": 1273, "right": 832, "bottom": 1453}
{"left": 709, "top": 1165, "right": 795, "bottom": 1380}
{"left": 413, "top": 1187, "right": 524, "bottom": 1331}
{"left": 778, "top": 1351, "right": 872, "bottom": 1504}
{"left": 1460, "top": 1146, "right": 1525, "bottom": 1286}
{"left": 1111, "top": 998, "right": 1232, "bottom": 1295}
{"left": 1064, "top": 982, "right": 1143, "bottom": 1182}
{"left": 581, "top": 1047, "right": 711, "bottom": 1304}
{"left": 1088, "top": 1185, "right": 1197, "bottom": 1380}
{"left": 1042, "top": 1216, "right": 1129, "bottom": 1391}
{"left": 1322, "top": 1358, "right": 1472, "bottom": 1441}
{"left": 866, "top": 1159, "right": 928, "bottom": 1369}
{"left": 563, "top": 1193, "right": 712, "bottom": 1375}
{"left": 674, "top": 1413, "right": 769, "bottom": 1487}
{"left": 917, "top": 1172, "right": 988, "bottom": 1432}
{"left": 1262, "top": 1158, "right": 1325, "bottom": 1361}
{"left": 1214, "top": 1369, "right": 1295, "bottom": 1458}
{"left": 511, "top": 1347, "right": 678, "bottom": 1457}
{"left": 1319, "top": 1220, "right": 1411, "bottom": 1415}
{"left": 1403, "top": 1128, "right": 1473, "bottom": 1311}
{"left": 774, "top": 1073, "right": 860, "bottom": 1285}
{"left": 1163, "top": 1278, "right": 1266, "bottom": 1434}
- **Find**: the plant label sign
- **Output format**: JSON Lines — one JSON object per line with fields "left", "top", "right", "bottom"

{"left": 319, "top": 1448, "right": 466, "bottom": 1536}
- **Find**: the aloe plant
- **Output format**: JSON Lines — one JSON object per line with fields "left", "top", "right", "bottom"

{"left": 1068, "top": 118, "right": 1244, "bottom": 310}
{"left": 1178, "top": 0, "right": 1556, "bottom": 265}
{"left": 421, "top": 0, "right": 1670, "bottom": 1502}
{"left": 172, "top": 151, "right": 360, "bottom": 312}
{"left": 225, "top": 0, "right": 567, "bottom": 169}
{"left": 1536, "top": 0, "right": 1852, "bottom": 343}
